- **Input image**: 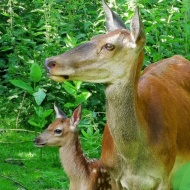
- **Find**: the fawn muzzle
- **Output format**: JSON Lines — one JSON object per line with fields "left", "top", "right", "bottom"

{"left": 34, "top": 137, "right": 46, "bottom": 147}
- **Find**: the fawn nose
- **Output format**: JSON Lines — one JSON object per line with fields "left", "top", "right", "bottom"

{"left": 44, "top": 59, "right": 56, "bottom": 72}
{"left": 34, "top": 137, "right": 40, "bottom": 144}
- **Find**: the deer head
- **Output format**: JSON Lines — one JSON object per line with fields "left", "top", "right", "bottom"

{"left": 35, "top": 104, "right": 82, "bottom": 147}
{"left": 44, "top": 0, "right": 145, "bottom": 84}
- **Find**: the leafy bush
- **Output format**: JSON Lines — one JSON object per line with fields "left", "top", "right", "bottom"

{"left": 0, "top": 0, "right": 105, "bottom": 132}
{"left": 1, "top": 0, "right": 189, "bottom": 130}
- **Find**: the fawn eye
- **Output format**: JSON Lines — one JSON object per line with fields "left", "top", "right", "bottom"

{"left": 104, "top": 43, "right": 115, "bottom": 51}
{"left": 54, "top": 129, "right": 62, "bottom": 135}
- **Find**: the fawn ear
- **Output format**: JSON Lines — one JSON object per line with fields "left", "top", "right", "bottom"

{"left": 70, "top": 105, "right": 82, "bottom": 129}
{"left": 54, "top": 103, "right": 67, "bottom": 119}
{"left": 130, "top": 7, "right": 145, "bottom": 43}
{"left": 102, "top": 0, "right": 126, "bottom": 32}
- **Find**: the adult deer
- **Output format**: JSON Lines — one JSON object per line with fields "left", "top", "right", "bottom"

{"left": 35, "top": 104, "right": 111, "bottom": 190}
{"left": 44, "top": 0, "right": 190, "bottom": 189}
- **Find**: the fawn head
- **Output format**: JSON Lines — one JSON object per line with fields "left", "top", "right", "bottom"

{"left": 35, "top": 104, "right": 81, "bottom": 147}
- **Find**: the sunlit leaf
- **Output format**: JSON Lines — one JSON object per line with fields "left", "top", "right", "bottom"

{"left": 81, "top": 129, "right": 90, "bottom": 138}
{"left": 73, "top": 81, "right": 82, "bottom": 91}
{"left": 75, "top": 92, "right": 91, "bottom": 105}
{"left": 42, "top": 109, "right": 53, "bottom": 118}
{"left": 62, "top": 82, "right": 76, "bottom": 97}
{"left": 64, "top": 102, "right": 75, "bottom": 108}
{"left": 87, "top": 125, "right": 94, "bottom": 135}
{"left": 33, "top": 89, "right": 46, "bottom": 105}
{"left": 28, "top": 120, "right": 40, "bottom": 127}
{"left": 10, "top": 80, "right": 34, "bottom": 94}
{"left": 30, "top": 63, "right": 42, "bottom": 83}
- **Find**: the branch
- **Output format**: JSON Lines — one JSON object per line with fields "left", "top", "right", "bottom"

{"left": 0, "top": 174, "right": 28, "bottom": 190}
{"left": 0, "top": 129, "right": 39, "bottom": 133}
{"left": 0, "top": 140, "right": 33, "bottom": 144}
{"left": 16, "top": 91, "right": 26, "bottom": 129}
{"left": 4, "top": 158, "right": 24, "bottom": 166}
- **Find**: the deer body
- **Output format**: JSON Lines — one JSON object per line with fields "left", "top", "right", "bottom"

{"left": 35, "top": 105, "right": 111, "bottom": 190}
{"left": 102, "top": 54, "right": 190, "bottom": 189}
{"left": 44, "top": 1, "right": 190, "bottom": 189}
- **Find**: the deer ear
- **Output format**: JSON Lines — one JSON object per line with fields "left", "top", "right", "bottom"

{"left": 130, "top": 7, "right": 145, "bottom": 43}
{"left": 102, "top": 0, "right": 126, "bottom": 32}
{"left": 54, "top": 103, "right": 67, "bottom": 119}
{"left": 70, "top": 105, "right": 82, "bottom": 129}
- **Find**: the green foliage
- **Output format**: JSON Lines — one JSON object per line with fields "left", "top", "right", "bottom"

{"left": 9, "top": 62, "right": 51, "bottom": 130}
{"left": 28, "top": 106, "right": 53, "bottom": 129}
{"left": 62, "top": 81, "right": 91, "bottom": 108}
{"left": 0, "top": 0, "right": 105, "bottom": 131}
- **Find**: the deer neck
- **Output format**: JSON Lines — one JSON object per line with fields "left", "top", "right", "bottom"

{"left": 105, "top": 51, "right": 146, "bottom": 158}
{"left": 59, "top": 134, "right": 89, "bottom": 182}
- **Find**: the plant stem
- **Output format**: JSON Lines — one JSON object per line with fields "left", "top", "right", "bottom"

{"left": 7, "top": 0, "right": 14, "bottom": 35}
{"left": 16, "top": 92, "right": 26, "bottom": 129}
{"left": 0, "top": 174, "right": 28, "bottom": 190}
{"left": 0, "top": 128, "right": 38, "bottom": 133}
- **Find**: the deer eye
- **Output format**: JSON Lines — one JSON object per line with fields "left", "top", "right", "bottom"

{"left": 104, "top": 43, "right": 115, "bottom": 51}
{"left": 54, "top": 129, "right": 62, "bottom": 135}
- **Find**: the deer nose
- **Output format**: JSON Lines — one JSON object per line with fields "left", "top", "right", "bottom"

{"left": 34, "top": 137, "right": 41, "bottom": 144}
{"left": 44, "top": 59, "right": 56, "bottom": 72}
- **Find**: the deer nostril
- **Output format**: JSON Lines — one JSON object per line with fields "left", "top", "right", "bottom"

{"left": 49, "top": 61, "right": 56, "bottom": 69}
{"left": 45, "top": 59, "right": 57, "bottom": 71}
{"left": 34, "top": 137, "right": 40, "bottom": 144}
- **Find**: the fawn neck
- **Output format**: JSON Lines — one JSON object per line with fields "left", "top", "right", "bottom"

{"left": 59, "top": 133, "right": 89, "bottom": 182}
{"left": 105, "top": 51, "right": 146, "bottom": 158}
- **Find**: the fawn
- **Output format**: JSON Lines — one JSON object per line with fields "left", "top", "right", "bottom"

{"left": 35, "top": 104, "right": 112, "bottom": 190}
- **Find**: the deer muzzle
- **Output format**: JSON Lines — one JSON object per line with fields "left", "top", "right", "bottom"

{"left": 34, "top": 137, "right": 46, "bottom": 147}
{"left": 44, "top": 58, "right": 69, "bottom": 82}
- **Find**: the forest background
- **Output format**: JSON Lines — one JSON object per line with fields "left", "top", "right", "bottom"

{"left": 0, "top": 0, "right": 190, "bottom": 189}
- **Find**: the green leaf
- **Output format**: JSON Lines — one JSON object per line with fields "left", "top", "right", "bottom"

{"left": 64, "top": 102, "right": 75, "bottom": 108}
{"left": 42, "top": 109, "right": 53, "bottom": 118}
{"left": 10, "top": 80, "right": 34, "bottom": 94}
{"left": 74, "top": 81, "right": 82, "bottom": 90}
{"left": 81, "top": 129, "right": 90, "bottom": 138}
{"left": 33, "top": 89, "right": 46, "bottom": 105}
{"left": 87, "top": 125, "right": 94, "bottom": 135}
{"left": 34, "top": 106, "right": 43, "bottom": 117}
{"left": 28, "top": 120, "right": 40, "bottom": 127}
{"left": 75, "top": 92, "right": 91, "bottom": 105}
{"left": 62, "top": 82, "right": 77, "bottom": 97}
{"left": 30, "top": 63, "right": 42, "bottom": 83}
